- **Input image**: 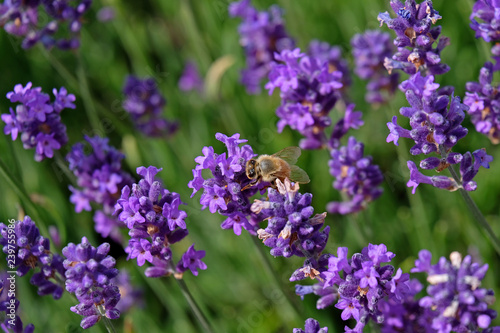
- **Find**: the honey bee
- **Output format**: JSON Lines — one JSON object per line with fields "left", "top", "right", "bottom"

{"left": 243, "top": 146, "right": 310, "bottom": 190}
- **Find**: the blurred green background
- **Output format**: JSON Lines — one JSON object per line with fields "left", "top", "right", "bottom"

{"left": 1, "top": 0, "right": 499, "bottom": 332}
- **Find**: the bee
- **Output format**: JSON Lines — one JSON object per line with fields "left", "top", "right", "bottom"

{"left": 243, "top": 146, "right": 310, "bottom": 190}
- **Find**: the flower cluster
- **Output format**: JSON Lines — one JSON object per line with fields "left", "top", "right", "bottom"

{"left": 379, "top": 250, "right": 499, "bottom": 333}
{"left": 351, "top": 30, "right": 399, "bottom": 103}
{"left": 1, "top": 272, "right": 35, "bottom": 333}
{"left": 387, "top": 73, "right": 492, "bottom": 192}
{"left": 63, "top": 237, "right": 121, "bottom": 329}
{"left": 2, "top": 82, "right": 75, "bottom": 161}
{"left": 470, "top": 0, "right": 500, "bottom": 43}
{"left": 229, "top": 0, "right": 295, "bottom": 94}
{"left": 179, "top": 61, "right": 204, "bottom": 93}
{"left": 0, "top": 0, "right": 92, "bottom": 49}
{"left": 189, "top": 133, "right": 264, "bottom": 235}
{"left": 318, "top": 244, "right": 410, "bottom": 333}
{"left": 0, "top": 216, "right": 65, "bottom": 300}
{"left": 266, "top": 48, "right": 344, "bottom": 149}
{"left": 67, "top": 136, "right": 134, "bottom": 242}
{"left": 122, "top": 75, "right": 178, "bottom": 137}
{"left": 464, "top": 62, "right": 500, "bottom": 144}
{"left": 378, "top": 0, "right": 450, "bottom": 76}
{"left": 328, "top": 136, "right": 384, "bottom": 215}
{"left": 293, "top": 318, "right": 328, "bottom": 333}
{"left": 114, "top": 166, "right": 206, "bottom": 278}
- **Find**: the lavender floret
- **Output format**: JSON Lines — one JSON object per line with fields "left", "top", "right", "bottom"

{"left": 2, "top": 83, "right": 74, "bottom": 161}
{"left": 293, "top": 318, "right": 328, "bottom": 333}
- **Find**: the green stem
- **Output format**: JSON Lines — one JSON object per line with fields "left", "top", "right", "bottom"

{"left": 76, "top": 52, "right": 104, "bottom": 134}
{"left": 101, "top": 315, "right": 117, "bottom": 333}
{"left": 249, "top": 235, "right": 303, "bottom": 317}
{"left": 0, "top": 158, "right": 48, "bottom": 236}
{"left": 439, "top": 146, "right": 500, "bottom": 255}
{"left": 175, "top": 277, "right": 215, "bottom": 333}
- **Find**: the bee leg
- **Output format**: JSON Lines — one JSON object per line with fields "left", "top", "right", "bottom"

{"left": 241, "top": 179, "right": 258, "bottom": 191}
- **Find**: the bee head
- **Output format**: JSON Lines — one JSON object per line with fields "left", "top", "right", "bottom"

{"left": 245, "top": 159, "right": 258, "bottom": 179}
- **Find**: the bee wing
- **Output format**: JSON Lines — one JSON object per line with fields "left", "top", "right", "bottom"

{"left": 290, "top": 165, "right": 310, "bottom": 184}
{"left": 272, "top": 146, "right": 301, "bottom": 165}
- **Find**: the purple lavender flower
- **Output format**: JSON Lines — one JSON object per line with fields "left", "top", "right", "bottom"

{"left": 110, "top": 270, "right": 143, "bottom": 313}
{"left": 189, "top": 133, "right": 264, "bottom": 235}
{"left": 404, "top": 250, "right": 499, "bottom": 333}
{"left": 464, "top": 62, "right": 500, "bottom": 144}
{"left": 176, "top": 244, "right": 207, "bottom": 277}
{"left": 0, "top": 272, "right": 35, "bottom": 333}
{"left": 114, "top": 166, "right": 206, "bottom": 278}
{"left": 122, "top": 75, "right": 178, "bottom": 137}
{"left": 96, "top": 7, "right": 116, "bottom": 22}
{"left": 0, "top": 0, "right": 92, "bottom": 49}
{"left": 293, "top": 318, "right": 328, "bottom": 333}
{"left": 351, "top": 30, "right": 399, "bottom": 103}
{"left": 317, "top": 244, "right": 411, "bottom": 333}
{"left": 67, "top": 136, "right": 134, "bottom": 242}
{"left": 265, "top": 48, "right": 344, "bottom": 149}
{"left": 63, "top": 237, "right": 121, "bottom": 329}
{"left": 470, "top": 0, "right": 500, "bottom": 43}
{"left": 179, "top": 61, "right": 204, "bottom": 93}
{"left": 229, "top": 0, "right": 295, "bottom": 94}
{"left": 251, "top": 178, "right": 330, "bottom": 282}
{"left": 327, "top": 137, "right": 384, "bottom": 215}
{"left": 0, "top": 216, "right": 65, "bottom": 300}
{"left": 328, "top": 104, "right": 364, "bottom": 150}
{"left": 295, "top": 280, "right": 338, "bottom": 309}
{"left": 378, "top": 0, "right": 450, "bottom": 75}
{"left": 387, "top": 73, "right": 492, "bottom": 192}
{"left": 1, "top": 82, "right": 74, "bottom": 161}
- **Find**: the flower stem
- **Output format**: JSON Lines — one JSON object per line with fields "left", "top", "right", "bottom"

{"left": 439, "top": 146, "right": 500, "bottom": 255}
{"left": 76, "top": 52, "right": 104, "bottom": 134}
{"left": 174, "top": 277, "right": 215, "bottom": 333}
{"left": 249, "top": 234, "right": 303, "bottom": 317}
{"left": 101, "top": 314, "right": 117, "bottom": 333}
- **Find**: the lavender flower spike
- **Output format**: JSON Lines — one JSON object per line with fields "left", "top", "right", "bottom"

{"left": 122, "top": 75, "right": 178, "bottom": 137}
{"left": 293, "top": 318, "right": 328, "bottom": 333}
{"left": 409, "top": 250, "right": 499, "bottom": 333}
{"left": 464, "top": 62, "right": 500, "bottom": 144}
{"left": 179, "top": 61, "right": 204, "bottom": 93}
{"left": 378, "top": 0, "right": 450, "bottom": 75}
{"left": 470, "top": 0, "right": 500, "bottom": 43}
{"left": 389, "top": 72, "right": 492, "bottom": 192}
{"left": 0, "top": 216, "right": 65, "bottom": 300}
{"left": 115, "top": 166, "right": 206, "bottom": 278}
{"left": 63, "top": 237, "right": 121, "bottom": 329}
{"left": 229, "top": 0, "right": 294, "bottom": 94}
{"left": 351, "top": 30, "right": 399, "bottom": 103}
{"left": 67, "top": 136, "right": 133, "bottom": 243}
{"left": 266, "top": 48, "right": 344, "bottom": 149}
{"left": 327, "top": 136, "right": 384, "bottom": 215}
{"left": 2, "top": 83, "right": 74, "bottom": 161}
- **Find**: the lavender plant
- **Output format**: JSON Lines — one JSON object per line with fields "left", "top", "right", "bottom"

{"left": 0, "top": 0, "right": 92, "bottom": 49}
{"left": 62, "top": 237, "right": 121, "bottom": 329}
{"left": 122, "top": 75, "right": 178, "bottom": 137}
{"left": 229, "top": 0, "right": 295, "bottom": 94}
{"left": 114, "top": 166, "right": 206, "bottom": 278}
{"left": 67, "top": 135, "right": 134, "bottom": 243}
{"left": 1, "top": 82, "right": 75, "bottom": 161}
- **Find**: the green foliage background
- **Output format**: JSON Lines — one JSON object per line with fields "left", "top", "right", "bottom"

{"left": 0, "top": 0, "right": 499, "bottom": 332}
